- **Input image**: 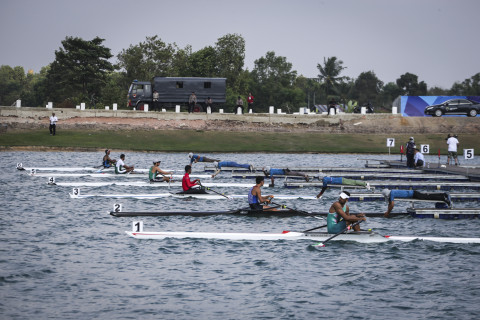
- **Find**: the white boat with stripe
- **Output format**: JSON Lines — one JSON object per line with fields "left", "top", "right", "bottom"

{"left": 125, "top": 227, "right": 480, "bottom": 244}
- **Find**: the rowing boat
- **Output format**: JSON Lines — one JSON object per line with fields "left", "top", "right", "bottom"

{"left": 110, "top": 209, "right": 400, "bottom": 217}
{"left": 51, "top": 181, "right": 270, "bottom": 188}
{"left": 31, "top": 172, "right": 211, "bottom": 179}
{"left": 284, "top": 180, "right": 480, "bottom": 190}
{"left": 70, "top": 191, "right": 315, "bottom": 200}
{"left": 125, "top": 228, "right": 480, "bottom": 244}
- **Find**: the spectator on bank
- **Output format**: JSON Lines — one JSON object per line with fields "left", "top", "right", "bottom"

{"left": 205, "top": 97, "right": 213, "bottom": 113}
{"left": 247, "top": 93, "right": 254, "bottom": 113}
{"left": 236, "top": 96, "right": 244, "bottom": 114}
{"left": 188, "top": 92, "right": 197, "bottom": 113}
{"left": 152, "top": 90, "right": 160, "bottom": 111}
{"left": 446, "top": 134, "right": 460, "bottom": 166}
{"left": 49, "top": 112, "right": 58, "bottom": 136}
{"left": 405, "top": 137, "right": 416, "bottom": 168}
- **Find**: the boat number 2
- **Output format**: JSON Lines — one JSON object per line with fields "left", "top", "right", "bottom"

{"left": 113, "top": 203, "right": 122, "bottom": 212}
{"left": 133, "top": 221, "right": 143, "bottom": 232}
{"left": 464, "top": 149, "right": 474, "bottom": 160}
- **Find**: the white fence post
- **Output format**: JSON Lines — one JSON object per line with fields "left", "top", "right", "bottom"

{"left": 113, "top": 103, "right": 117, "bottom": 111}
{"left": 175, "top": 105, "right": 180, "bottom": 113}
{"left": 16, "top": 100, "right": 21, "bottom": 108}
{"left": 269, "top": 106, "right": 274, "bottom": 114}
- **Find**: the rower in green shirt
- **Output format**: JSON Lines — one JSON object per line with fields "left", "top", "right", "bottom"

{"left": 149, "top": 160, "right": 173, "bottom": 183}
{"left": 327, "top": 191, "right": 366, "bottom": 234}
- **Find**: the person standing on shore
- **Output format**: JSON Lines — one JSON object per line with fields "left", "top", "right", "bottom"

{"left": 49, "top": 112, "right": 58, "bottom": 136}
{"left": 236, "top": 96, "right": 244, "bottom": 114}
{"left": 405, "top": 137, "right": 416, "bottom": 168}
{"left": 247, "top": 93, "right": 254, "bottom": 113}
{"left": 446, "top": 134, "right": 460, "bottom": 166}
{"left": 188, "top": 92, "right": 197, "bottom": 113}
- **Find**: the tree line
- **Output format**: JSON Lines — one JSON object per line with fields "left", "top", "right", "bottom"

{"left": 1, "top": 34, "right": 479, "bottom": 112}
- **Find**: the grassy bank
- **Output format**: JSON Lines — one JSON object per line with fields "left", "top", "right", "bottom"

{"left": 1, "top": 129, "right": 479, "bottom": 154}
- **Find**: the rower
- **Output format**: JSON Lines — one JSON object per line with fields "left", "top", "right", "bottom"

{"left": 102, "top": 149, "right": 116, "bottom": 168}
{"left": 188, "top": 152, "right": 220, "bottom": 165}
{"left": 327, "top": 191, "right": 366, "bottom": 234}
{"left": 149, "top": 161, "right": 173, "bottom": 183}
{"left": 212, "top": 161, "right": 254, "bottom": 178}
{"left": 181, "top": 165, "right": 206, "bottom": 194}
{"left": 248, "top": 176, "right": 275, "bottom": 210}
{"left": 263, "top": 166, "right": 309, "bottom": 184}
{"left": 316, "top": 176, "right": 370, "bottom": 199}
{"left": 382, "top": 188, "right": 452, "bottom": 217}
{"left": 115, "top": 154, "right": 134, "bottom": 174}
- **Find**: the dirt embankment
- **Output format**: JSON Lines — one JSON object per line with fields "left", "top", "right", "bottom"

{"left": 1, "top": 114, "right": 479, "bottom": 134}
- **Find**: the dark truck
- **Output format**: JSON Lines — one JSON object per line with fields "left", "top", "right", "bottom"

{"left": 127, "top": 77, "right": 226, "bottom": 112}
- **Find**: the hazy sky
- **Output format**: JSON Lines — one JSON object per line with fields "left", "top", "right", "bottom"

{"left": 1, "top": 0, "right": 479, "bottom": 89}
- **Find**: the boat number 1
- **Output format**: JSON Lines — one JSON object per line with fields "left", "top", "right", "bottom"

{"left": 133, "top": 221, "right": 143, "bottom": 232}
{"left": 113, "top": 203, "right": 122, "bottom": 212}
{"left": 464, "top": 149, "right": 474, "bottom": 160}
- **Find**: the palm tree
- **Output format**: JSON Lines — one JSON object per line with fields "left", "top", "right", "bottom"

{"left": 317, "top": 57, "right": 347, "bottom": 97}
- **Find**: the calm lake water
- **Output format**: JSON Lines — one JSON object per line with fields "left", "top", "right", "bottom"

{"left": 1, "top": 151, "right": 480, "bottom": 319}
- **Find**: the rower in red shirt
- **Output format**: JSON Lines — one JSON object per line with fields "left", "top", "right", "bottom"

{"left": 181, "top": 165, "right": 206, "bottom": 194}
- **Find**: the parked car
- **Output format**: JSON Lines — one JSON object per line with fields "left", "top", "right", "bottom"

{"left": 424, "top": 99, "right": 480, "bottom": 117}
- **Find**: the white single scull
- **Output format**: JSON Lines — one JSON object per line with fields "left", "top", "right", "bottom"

{"left": 125, "top": 229, "right": 480, "bottom": 244}
{"left": 69, "top": 192, "right": 316, "bottom": 200}
{"left": 31, "top": 172, "right": 211, "bottom": 179}
{"left": 51, "top": 181, "right": 270, "bottom": 188}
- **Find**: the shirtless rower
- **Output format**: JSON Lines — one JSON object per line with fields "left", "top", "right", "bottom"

{"left": 327, "top": 191, "right": 366, "bottom": 234}
{"left": 149, "top": 160, "right": 173, "bottom": 183}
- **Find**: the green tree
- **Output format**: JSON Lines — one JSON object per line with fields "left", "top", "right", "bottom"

{"left": 215, "top": 33, "right": 245, "bottom": 92}
{"left": 449, "top": 73, "right": 480, "bottom": 95}
{"left": 251, "top": 51, "right": 301, "bottom": 112}
{"left": 0, "top": 65, "right": 24, "bottom": 105}
{"left": 379, "top": 82, "right": 402, "bottom": 111}
{"left": 396, "top": 72, "right": 427, "bottom": 95}
{"left": 46, "top": 36, "right": 115, "bottom": 106}
{"left": 352, "top": 71, "right": 384, "bottom": 104}
{"left": 117, "top": 35, "right": 181, "bottom": 82}
{"left": 317, "top": 57, "right": 348, "bottom": 98}
{"left": 187, "top": 46, "right": 218, "bottom": 77}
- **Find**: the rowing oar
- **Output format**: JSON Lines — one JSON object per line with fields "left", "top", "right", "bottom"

{"left": 269, "top": 200, "right": 323, "bottom": 219}
{"left": 313, "top": 220, "right": 363, "bottom": 248}
{"left": 198, "top": 182, "right": 232, "bottom": 200}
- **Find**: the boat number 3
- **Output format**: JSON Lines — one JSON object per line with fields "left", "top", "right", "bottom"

{"left": 113, "top": 203, "right": 122, "bottom": 212}
{"left": 72, "top": 188, "right": 80, "bottom": 196}
{"left": 133, "top": 221, "right": 143, "bottom": 232}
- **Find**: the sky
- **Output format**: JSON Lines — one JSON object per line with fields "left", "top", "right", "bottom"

{"left": 1, "top": 0, "right": 479, "bottom": 89}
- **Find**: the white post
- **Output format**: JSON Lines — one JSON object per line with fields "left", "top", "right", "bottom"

{"left": 329, "top": 108, "right": 335, "bottom": 115}
{"left": 48, "top": 102, "right": 53, "bottom": 109}
{"left": 16, "top": 100, "right": 21, "bottom": 108}
{"left": 175, "top": 105, "right": 180, "bottom": 113}
{"left": 249, "top": 109, "right": 252, "bottom": 113}
{"left": 392, "top": 106, "right": 397, "bottom": 114}
{"left": 361, "top": 107, "right": 366, "bottom": 114}
{"left": 81, "top": 103, "right": 85, "bottom": 110}
{"left": 219, "top": 109, "right": 224, "bottom": 113}
{"left": 306, "top": 108, "right": 310, "bottom": 114}
{"left": 113, "top": 103, "right": 117, "bottom": 111}
{"left": 269, "top": 106, "right": 274, "bottom": 114}
{"left": 105, "top": 106, "right": 110, "bottom": 110}
{"left": 144, "top": 104, "right": 149, "bottom": 112}
{"left": 236, "top": 107, "right": 242, "bottom": 115}
{"left": 277, "top": 109, "right": 282, "bottom": 114}
{"left": 76, "top": 105, "right": 80, "bottom": 110}
{"left": 162, "top": 108, "right": 166, "bottom": 112}
{"left": 207, "top": 106, "right": 212, "bottom": 114}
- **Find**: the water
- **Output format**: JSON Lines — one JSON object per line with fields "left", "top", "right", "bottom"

{"left": 1, "top": 151, "right": 480, "bottom": 319}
